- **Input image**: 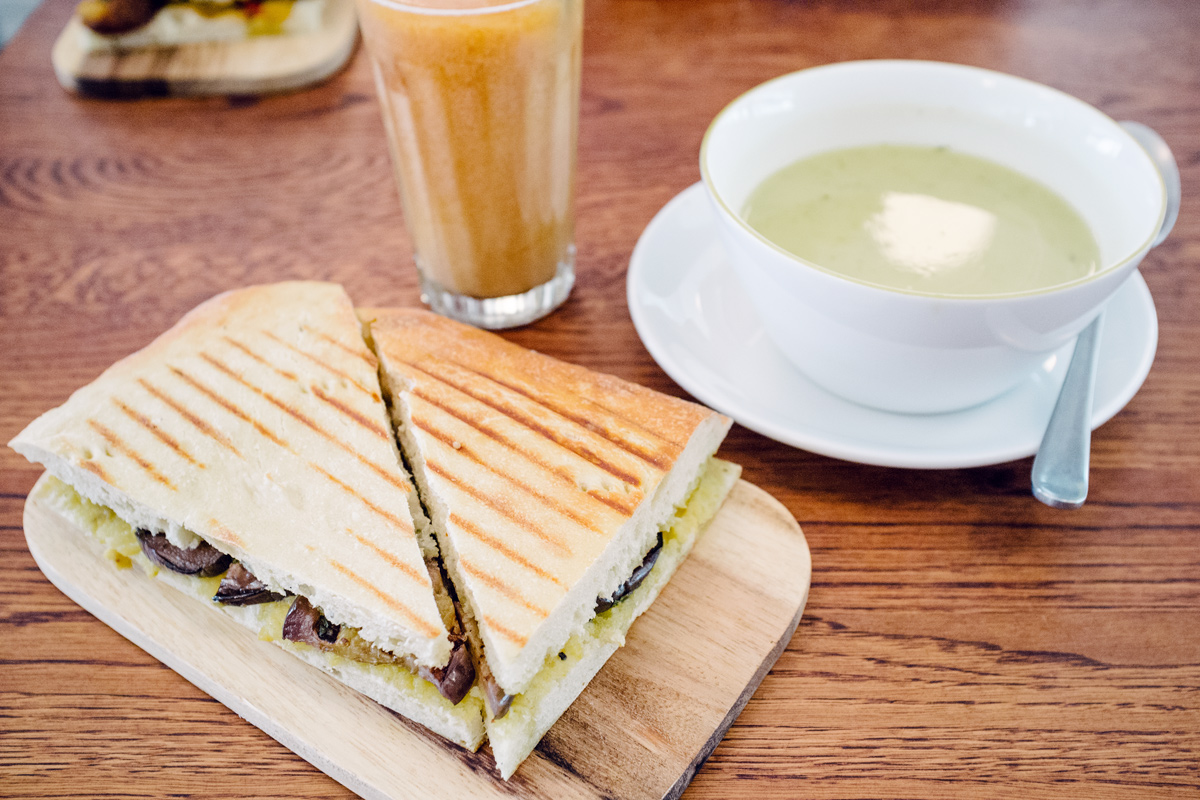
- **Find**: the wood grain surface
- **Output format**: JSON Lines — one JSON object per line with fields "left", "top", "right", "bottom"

{"left": 23, "top": 474, "right": 810, "bottom": 800}
{"left": 2, "top": 0, "right": 1198, "bottom": 798}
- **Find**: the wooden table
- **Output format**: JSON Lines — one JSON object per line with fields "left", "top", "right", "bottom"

{"left": 2, "top": 0, "right": 1197, "bottom": 797}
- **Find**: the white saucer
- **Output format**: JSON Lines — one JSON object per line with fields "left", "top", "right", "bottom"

{"left": 627, "top": 183, "right": 1159, "bottom": 469}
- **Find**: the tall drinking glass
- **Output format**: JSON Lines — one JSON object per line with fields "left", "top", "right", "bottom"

{"left": 356, "top": 0, "right": 582, "bottom": 329}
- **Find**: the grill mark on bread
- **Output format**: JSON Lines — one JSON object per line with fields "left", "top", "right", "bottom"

{"left": 413, "top": 388, "right": 640, "bottom": 515}
{"left": 426, "top": 459, "right": 573, "bottom": 558}
{"left": 350, "top": 531, "right": 431, "bottom": 587}
{"left": 118, "top": 396, "right": 202, "bottom": 462}
{"left": 396, "top": 358, "right": 644, "bottom": 491}
{"left": 262, "top": 329, "right": 380, "bottom": 401}
{"left": 447, "top": 359, "right": 678, "bottom": 470}
{"left": 166, "top": 367, "right": 288, "bottom": 449}
{"left": 166, "top": 364, "right": 416, "bottom": 542}
{"left": 199, "top": 352, "right": 410, "bottom": 494}
{"left": 170, "top": 358, "right": 416, "bottom": 537}
{"left": 311, "top": 385, "right": 390, "bottom": 441}
{"left": 207, "top": 519, "right": 245, "bottom": 548}
{"left": 584, "top": 489, "right": 635, "bottom": 516}
{"left": 223, "top": 337, "right": 387, "bottom": 442}
{"left": 459, "top": 557, "right": 550, "bottom": 619}
{"left": 414, "top": 411, "right": 609, "bottom": 535}
{"left": 450, "top": 513, "right": 567, "bottom": 589}
{"left": 482, "top": 615, "right": 529, "bottom": 648}
{"left": 328, "top": 559, "right": 440, "bottom": 639}
{"left": 222, "top": 336, "right": 298, "bottom": 381}
{"left": 314, "top": 329, "right": 378, "bottom": 369}
{"left": 86, "top": 419, "right": 177, "bottom": 490}
{"left": 307, "top": 461, "right": 415, "bottom": 536}
{"left": 80, "top": 459, "right": 110, "bottom": 482}
{"left": 436, "top": 365, "right": 648, "bottom": 484}
{"left": 112, "top": 398, "right": 203, "bottom": 467}
{"left": 138, "top": 377, "right": 243, "bottom": 457}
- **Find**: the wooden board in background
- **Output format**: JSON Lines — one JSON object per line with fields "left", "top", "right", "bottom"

{"left": 50, "top": 0, "right": 358, "bottom": 98}
{"left": 23, "top": 475, "right": 812, "bottom": 800}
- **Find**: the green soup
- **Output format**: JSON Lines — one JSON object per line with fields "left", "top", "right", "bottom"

{"left": 741, "top": 144, "right": 1100, "bottom": 295}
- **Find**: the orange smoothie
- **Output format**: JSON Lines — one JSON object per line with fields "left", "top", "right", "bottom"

{"left": 357, "top": 0, "right": 582, "bottom": 300}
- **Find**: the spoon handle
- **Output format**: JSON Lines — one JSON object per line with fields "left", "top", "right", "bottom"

{"left": 1032, "top": 121, "right": 1178, "bottom": 509}
{"left": 1031, "top": 315, "right": 1104, "bottom": 509}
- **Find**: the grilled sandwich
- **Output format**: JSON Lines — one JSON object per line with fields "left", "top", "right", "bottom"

{"left": 73, "top": 0, "right": 328, "bottom": 51}
{"left": 11, "top": 284, "right": 739, "bottom": 780}
{"left": 365, "top": 308, "right": 737, "bottom": 778}
{"left": 10, "top": 282, "right": 486, "bottom": 749}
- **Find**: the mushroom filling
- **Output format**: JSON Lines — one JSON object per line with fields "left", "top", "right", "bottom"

{"left": 132, "top": 524, "right": 667, "bottom": 712}
{"left": 477, "top": 646, "right": 515, "bottom": 720}
{"left": 423, "top": 640, "right": 475, "bottom": 706}
{"left": 134, "top": 529, "right": 474, "bottom": 705}
{"left": 282, "top": 596, "right": 341, "bottom": 645}
{"left": 281, "top": 596, "right": 476, "bottom": 705}
{"left": 77, "top": 0, "right": 165, "bottom": 35}
{"left": 595, "top": 532, "right": 664, "bottom": 614}
{"left": 77, "top": 0, "right": 299, "bottom": 36}
{"left": 474, "top": 532, "right": 667, "bottom": 721}
{"left": 214, "top": 562, "right": 284, "bottom": 605}
{"left": 484, "top": 683, "right": 514, "bottom": 720}
{"left": 135, "top": 529, "right": 231, "bottom": 577}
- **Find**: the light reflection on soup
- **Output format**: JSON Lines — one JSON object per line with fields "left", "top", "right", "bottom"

{"left": 742, "top": 145, "right": 1100, "bottom": 296}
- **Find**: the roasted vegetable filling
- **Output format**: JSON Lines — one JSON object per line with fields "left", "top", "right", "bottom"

{"left": 78, "top": 0, "right": 297, "bottom": 35}
{"left": 119, "top": 514, "right": 474, "bottom": 706}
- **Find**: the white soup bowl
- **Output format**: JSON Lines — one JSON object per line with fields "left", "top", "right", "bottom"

{"left": 700, "top": 60, "right": 1173, "bottom": 414}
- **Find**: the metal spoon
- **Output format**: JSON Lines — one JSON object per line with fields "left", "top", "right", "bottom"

{"left": 1031, "top": 121, "right": 1180, "bottom": 509}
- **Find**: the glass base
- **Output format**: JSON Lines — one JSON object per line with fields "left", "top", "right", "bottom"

{"left": 417, "top": 248, "right": 575, "bottom": 330}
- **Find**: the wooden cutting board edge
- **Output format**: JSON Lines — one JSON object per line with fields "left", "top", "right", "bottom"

{"left": 23, "top": 474, "right": 811, "bottom": 800}
{"left": 666, "top": 573, "right": 808, "bottom": 800}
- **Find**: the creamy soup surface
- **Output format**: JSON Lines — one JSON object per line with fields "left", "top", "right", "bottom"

{"left": 741, "top": 144, "right": 1100, "bottom": 295}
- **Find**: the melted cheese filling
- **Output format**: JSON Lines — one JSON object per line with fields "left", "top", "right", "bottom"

{"left": 35, "top": 476, "right": 460, "bottom": 707}
{"left": 487, "top": 458, "right": 738, "bottom": 740}
{"left": 34, "top": 457, "right": 736, "bottom": 744}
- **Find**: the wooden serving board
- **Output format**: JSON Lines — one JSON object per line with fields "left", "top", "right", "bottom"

{"left": 23, "top": 474, "right": 811, "bottom": 800}
{"left": 50, "top": 0, "right": 358, "bottom": 98}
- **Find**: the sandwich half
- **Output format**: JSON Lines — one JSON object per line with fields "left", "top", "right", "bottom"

{"left": 73, "top": 0, "right": 328, "bottom": 50}
{"left": 10, "top": 282, "right": 485, "bottom": 749}
{"left": 365, "top": 308, "right": 737, "bottom": 778}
